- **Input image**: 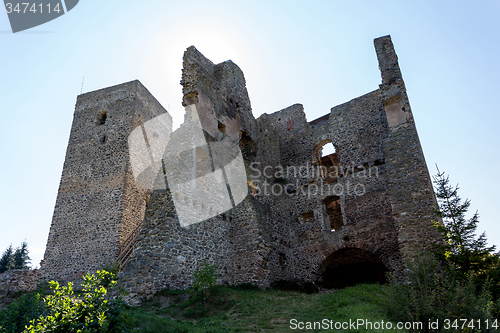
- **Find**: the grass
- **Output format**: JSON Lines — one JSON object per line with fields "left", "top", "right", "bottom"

{"left": 0, "top": 283, "right": 407, "bottom": 332}
{"left": 129, "top": 283, "right": 408, "bottom": 332}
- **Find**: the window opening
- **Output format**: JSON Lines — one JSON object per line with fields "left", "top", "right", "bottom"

{"left": 324, "top": 196, "right": 342, "bottom": 231}
{"left": 97, "top": 111, "right": 107, "bottom": 125}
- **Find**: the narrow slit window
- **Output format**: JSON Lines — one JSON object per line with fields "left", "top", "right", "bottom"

{"left": 324, "top": 196, "right": 343, "bottom": 231}
{"left": 97, "top": 111, "right": 107, "bottom": 125}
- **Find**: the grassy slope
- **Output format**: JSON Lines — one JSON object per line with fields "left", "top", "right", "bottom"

{"left": 130, "top": 284, "right": 407, "bottom": 333}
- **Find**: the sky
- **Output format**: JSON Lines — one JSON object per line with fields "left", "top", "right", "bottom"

{"left": 1, "top": 0, "right": 499, "bottom": 268}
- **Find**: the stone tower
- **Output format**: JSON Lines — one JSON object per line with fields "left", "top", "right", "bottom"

{"left": 41, "top": 80, "right": 168, "bottom": 281}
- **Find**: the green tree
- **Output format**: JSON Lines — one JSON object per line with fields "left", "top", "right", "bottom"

{"left": 190, "top": 260, "right": 218, "bottom": 316}
{"left": 432, "top": 168, "right": 498, "bottom": 278}
{"left": 0, "top": 242, "right": 31, "bottom": 273}
{"left": 192, "top": 260, "right": 218, "bottom": 298}
{"left": 0, "top": 245, "right": 14, "bottom": 274}
{"left": 12, "top": 241, "right": 30, "bottom": 269}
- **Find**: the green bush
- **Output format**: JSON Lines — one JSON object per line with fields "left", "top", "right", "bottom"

{"left": 188, "top": 260, "right": 218, "bottom": 316}
{"left": 0, "top": 291, "right": 46, "bottom": 333}
{"left": 191, "top": 260, "right": 217, "bottom": 298}
{"left": 23, "top": 270, "right": 135, "bottom": 333}
{"left": 100, "top": 261, "right": 121, "bottom": 275}
{"left": 387, "top": 254, "right": 493, "bottom": 333}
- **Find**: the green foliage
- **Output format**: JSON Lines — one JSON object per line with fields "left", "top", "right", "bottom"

{"left": 0, "top": 241, "right": 31, "bottom": 273}
{"left": 132, "top": 284, "right": 399, "bottom": 332}
{"left": 387, "top": 169, "right": 500, "bottom": 331}
{"left": 189, "top": 260, "right": 218, "bottom": 316}
{"left": 132, "top": 308, "right": 229, "bottom": 333}
{"left": 0, "top": 245, "right": 14, "bottom": 274}
{"left": 387, "top": 254, "right": 493, "bottom": 332}
{"left": 23, "top": 270, "right": 135, "bottom": 333}
{"left": 0, "top": 291, "right": 46, "bottom": 333}
{"left": 191, "top": 260, "right": 218, "bottom": 297}
{"left": 432, "top": 168, "right": 498, "bottom": 278}
{"left": 432, "top": 168, "right": 500, "bottom": 304}
{"left": 100, "top": 261, "right": 121, "bottom": 275}
{"left": 12, "top": 242, "right": 31, "bottom": 270}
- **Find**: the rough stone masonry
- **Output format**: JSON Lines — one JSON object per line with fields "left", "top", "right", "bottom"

{"left": 40, "top": 35, "right": 441, "bottom": 303}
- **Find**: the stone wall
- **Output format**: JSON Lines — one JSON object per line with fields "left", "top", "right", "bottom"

{"left": 119, "top": 46, "right": 273, "bottom": 304}
{"left": 248, "top": 88, "right": 402, "bottom": 286}
{"left": 0, "top": 270, "right": 40, "bottom": 297}
{"left": 41, "top": 80, "right": 167, "bottom": 282}
{"left": 44, "top": 35, "right": 442, "bottom": 304}
{"left": 374, "top": 36, "right": 442, "bottom": 257}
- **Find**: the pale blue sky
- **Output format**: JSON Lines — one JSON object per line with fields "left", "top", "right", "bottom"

{"left": 1, "top": 0, "right": 499, "bottom": 267}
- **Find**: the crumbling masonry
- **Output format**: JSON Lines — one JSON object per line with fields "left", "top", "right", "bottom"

{"left": 41, "top": 35, "right": 441, "bottom": 302}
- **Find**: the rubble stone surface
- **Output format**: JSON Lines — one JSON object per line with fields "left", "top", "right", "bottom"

{"left": 40, "top": 35, "right": 441, "bottom": 304}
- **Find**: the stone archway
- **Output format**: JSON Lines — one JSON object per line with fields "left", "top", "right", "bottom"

{"left": 317, "top": 247, "right": 388, "bottom": 289}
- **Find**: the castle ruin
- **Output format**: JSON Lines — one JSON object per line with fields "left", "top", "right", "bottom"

{"left": 41, "top": 35, "right": 441, "bottom": 303}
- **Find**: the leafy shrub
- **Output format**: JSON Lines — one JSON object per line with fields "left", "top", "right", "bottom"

{"left": 100, "top": 261, "right": 121, "bottom": 275}
{"left": 387, "top": 254, "right": 493, "bottom": 333}
{"left": 188, "top": 260, "right": 219, "bottom": 316}
{"left": 0, "top": 291, "right": 46, "bottom": 333}
{"left": 191, "top": 260, "right": 218, "bottom": 298}
{"left": 23, "top": 270, "right": 135, "bottom": 333}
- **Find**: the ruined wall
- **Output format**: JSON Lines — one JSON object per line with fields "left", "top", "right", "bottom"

{"left": 41, "top": 80, "right": 167, "bottom": 282}
{"left": 44, "top": 36, "right": 441, "bottom": 302}
{"left": 247, "top": 89, "right": 401, "bottom": 286}
{"left": 118, "top": 36, "right": 438, "bottom": 300}
{"left": 0, "top": 269, "right": 40, "bottom": 297}
{"left": 374, "top": 36, "right": 442, "bottom": 257}
{"left": 118, "top": 47, "right": 273, "bottom": 304}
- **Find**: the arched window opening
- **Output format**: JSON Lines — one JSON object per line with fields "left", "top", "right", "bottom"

{"left": 321, "top": 142, "right": 336, "bottom": 156}
{"left": 323, "top": 196, "right": 342, "bottom": 231}
{"left": 313, "top": 140, "right": 340, "bottom": 184}
{"left": 318, "top": 248, "right": 388, "bottom": 289}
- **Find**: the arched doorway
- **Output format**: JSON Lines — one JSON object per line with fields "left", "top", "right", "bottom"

{"left": 318, "top": 248, "right": 388, "bottom": 289}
